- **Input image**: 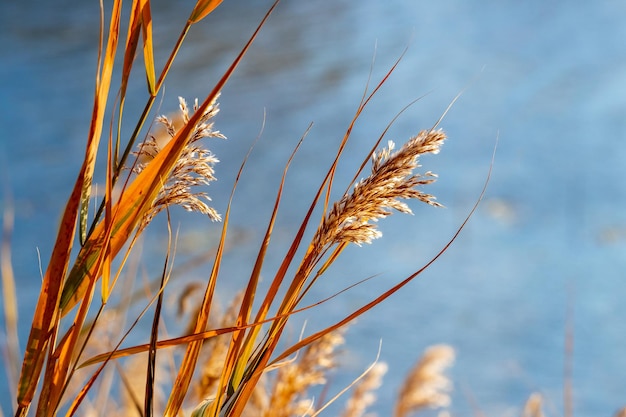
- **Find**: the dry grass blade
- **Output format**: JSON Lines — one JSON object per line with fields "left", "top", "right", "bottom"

{"left": 120, "top": 0, "right": 143, "bottom": 102}
{"left": 223, "top": 53, "right": 443, "bottom": 417}
{"left": 189, "top": 0, "right": 224, "bottom": 24}
{"left": 58, "top": 95, "right": 221, "bottom": 316}
{"left": 224, "top": 128, "right": 308, "bottom": 405}
{"left": 78, "top": 326, "right": 237, "bottom": 369}
{"left": 78, "top": 279, "right": 357, "bottom": 371}
{"left": 78, "top": 0, "right": 123, "bottom": 244}
{"left": 140, "top": 0, "right": 156, "bottom": 95}
{"left": 15, "top": 1, "right": 123, "bottom": 412}
{"left": 162, "top": 6, "right": 281, "bottom": 415}
{"left": 339, "top": 362, "right": 387, "bottom": 417}
{"left": 145, "top": 213, "right": 174, "bottom": 417}
{"left": 271, "top": 143, "right": 493, "bottom": 367}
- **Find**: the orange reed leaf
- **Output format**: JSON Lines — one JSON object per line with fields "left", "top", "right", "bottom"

{"left": 59, "top": 95, "right": 212, "bottom": 316}
{"left": 224, "top": 50, "right": 417, "bottom": 417}
{"left": 272, "top": 151, "right": 493, "bottom": 367}
{"left": 15, "top": 3, "right": 123, "bottom": 407}
{"left": 226, "top": 130, "right": 306, "bottom": 400}
{"left": 189, "top": 0, "right": 223, "bottom": 24}
{"left": 163, "top": 4, "right": 281, "bottom": 415}
{"left": 79, "top": 284, "right": 349, "bottom": 372}
{"left": 39, "top": 266, "right": 98, "bottom": 415}
{"left": 15, "top": 180, "right": 80, "bottom": 413}
{"left": 101, "top": 114, "right": 116, "bottom": 304}
{"left": 78, "top": 327, "right": 234, "bottom": 369}
{"left": 120, "top": 0, "right": 143, "bottom": 100}
{"left": 79, "top": 0, "right": 123, "bottom": 245}
{"left": 140, "top": 0, "right": 156, "bottom": 95}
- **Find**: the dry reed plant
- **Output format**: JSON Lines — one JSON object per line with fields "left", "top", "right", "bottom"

{"left": 393, "top": 344, "right": 455, "bottom": 417}
{"left": 132, "top": 96, "right": 225, "bottom": 228}
{"left": 522, "top": 393, "right": 545, "bottom": 417}
{"left": 249, "top": 329, "right": 346, "bottom": 417}
{"left": 340, "top": 362, "right": 388, "bottom": 417}
{"left": 313, "top": 131, "right": 445, "bottom": 249}
{"left": 0, "top": 1, "right": 483, "bottom": 416}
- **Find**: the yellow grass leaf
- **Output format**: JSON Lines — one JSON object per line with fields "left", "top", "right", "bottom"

{"left": 16, "top": 172, "right": 84, "bottom": 412}
{"left": 15, "top": 2, "right": 124, "bottom": 411}
{"left": 189, "top": 0, "right": 223, "bottom": 24}
{"left": 120, "top": 0, "right": 143, "bottom": 100}
{"left": 79, "top": 0, "right": 123, "bottom": 245}
{"left": 59, "top": 104, "right": 207, "bottom": 316}
{"left": 141, "top": 0, "right": 156, "bottom": 95}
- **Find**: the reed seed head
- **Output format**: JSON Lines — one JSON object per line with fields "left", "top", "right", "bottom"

{"left": 341, "top": 362, "right": 388, "bottom": 417}
{"left": 315, "top": 129, "right": 446, "bottom": 248}
{"left": 134, "top": 96, "right": 225, "bottom": 228}
{"left": 522, "top": 393, "right": 545, "bottom": 417}
{"left": 394, "top": 344, "right": 455, "bottom": 417}
{"left": 264, "top": 329, "right": 346, "bottom": 417}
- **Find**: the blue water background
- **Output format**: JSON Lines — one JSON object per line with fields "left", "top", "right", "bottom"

{"left": 1, "top": 1, "right": 625, "bottom": 415}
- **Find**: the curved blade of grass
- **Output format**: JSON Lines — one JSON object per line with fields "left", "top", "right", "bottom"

{"left": 145, "top": 211, "right": 174, "bottom": 417}
{"left": 78, "top": 274, "right": 368, "bottom": 369}
{"left": 88, "top": 15, "right": 193, "bottom": 234}
{"left": 115, "top": 0, "right": 143, "bottom": 164}
{"left": 140, "top": 0, "right": 156, "bottom": 95}
{"left": 79, "top": 0, "right": 123, "bottom": 245}
{"left": 41, "top": 135, "right": 117, "bottom": 413}
{"left": 220, "top": 77, "right": 392, "bottom": 417}
{"left": 226, "top": 58, "right": 446, "bottom": 416}
{"left": 15, "top": 0, "right": 122, "bottom": 411}
{"left": 120, "top": 0, "right": 143, "bottom": 104}
{"left": 162, "top": 4, "right": 280, "bottom": 415}
{"left": 224, "top": 126, "right": 307, "bottom": 403}
{"left": 59, "top": 82, "right": 215, "bottom": 315}
{"left": 100, "top": 111, "right": 116, "bottom": 305}
{"left": 189, "top": 0, "right": 223, "bottom": 24}
{"left": 271, "top": 145, "right": 494, "bottom": 365}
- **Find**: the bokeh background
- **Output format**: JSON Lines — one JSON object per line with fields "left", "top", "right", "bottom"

{"left": 1, "top": 1, "right": 625, "bottom": 415}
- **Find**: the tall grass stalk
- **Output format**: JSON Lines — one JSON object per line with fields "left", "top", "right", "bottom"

{"left": 1, "top": 1, "right": 476, "bottom": 416}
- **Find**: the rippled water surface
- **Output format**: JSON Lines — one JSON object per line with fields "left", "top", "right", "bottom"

{"left": 1, "top": 1, "right": 626, "bottom": 415}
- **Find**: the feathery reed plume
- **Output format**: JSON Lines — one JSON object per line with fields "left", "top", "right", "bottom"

{"left": 522, "top": 393, "right": 545, "bottom": 417}
{"left": 393, "top": 344, "right": 455, "bottom": 417}
{"left": 133, "top": 96, "right": 225, "bottom": 228}
{"left": 341, "top": 362, "right": 388, "bottom": 417}
{"left": 262, "top": 329, "right": 346, "bottom": 417}
{"left": 314, "top": 129, "right": 445, "bottom": 249}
